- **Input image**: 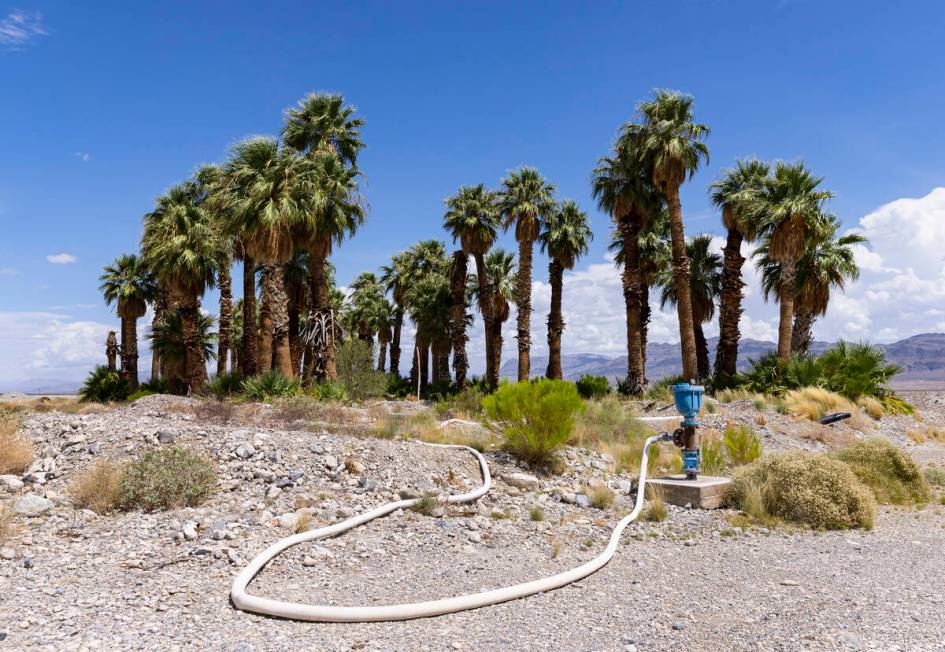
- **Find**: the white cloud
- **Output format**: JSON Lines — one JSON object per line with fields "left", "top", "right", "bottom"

{"left": 46, "top": 253, "right": 77, "bottom": 264}
{"left": 74, "top": 152, "right": 90, "bottom": 162}
{"left": 0, "top": 10, "right": 47, "bottom": 49}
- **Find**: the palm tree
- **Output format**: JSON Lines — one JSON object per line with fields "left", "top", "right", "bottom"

{"left": 592, "top": 149, "right": 661, "bottom": 394}
{"left": 709, "top": 159, "right": 769, "bottom": 380}
{"left": 230, "top": 298, "right": 244, "bottom": 373}
{"left": 282, "top": 92, "right": 365, "bottom": 166}
{"left": 468, "top": 248, "right": 516, "bottom": 382}
{"left": 539, "top": 200, "right": 592, "bottom": 379}
{"left": 284, "top": 250, "right": 310, "bottom": 375}
{"left": 148, "top": 309, "right": 217, "bottom": 394}
{"left": 400, "top": 240, "right": 451, "bottom": 389}
{"left": 142, "top": 181, "right": 225, "bottom": 394}
{"left": 448, "top": 250, "right": 469, "bottom": 387}
{"left": 747, "top": 161, "right": 834, "bottom": 359}
{"left": 627, "top": 89, "right": 710, "bottom": 380}
{"left": 404, "top": 271, "right": 453, "bottom": 387}
{"left": 380, "top": 251, "right": 410, "bottom": 378}
{"left": 498, "top": 166, "right": 557, "bottom": 381}
{"left": 99, "top": 253, "right": 156, "bottom": 391}
{"left": 150, "top": 281, "right": 170, "bottom": 381}
{"left": 655, "top": 235, "right": 721, "bottom": 380}
{"left": 443, "top": 184, "right": 502, "bottom": 389}
{"left": 235, "top": 242, "right": 258, "bottom": 376}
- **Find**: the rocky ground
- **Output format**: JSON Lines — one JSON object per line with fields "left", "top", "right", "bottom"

{"left": 1, "top": 393, "right": 944, "bottom": 651}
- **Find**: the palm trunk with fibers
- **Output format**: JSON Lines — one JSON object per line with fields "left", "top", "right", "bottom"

{"left": 151, "top": 283, "right": 169, "bottom": 381}
{"left": 179, "top": 299, "right": 206, "bottom": 395}
{"left": 640, "top": 283, "right": 651, "bottom": 385}
{"left": 265, "top": 264, "right": 294, "bottom": 378}
{"left": 620, "top": 220, "right": 646, "bottom": 395}
{"left": 666, "top": 188, "right": 699, "bottom": 380}
{"left": 217, "top": 264, "right": 232, "bottom": 377}
{"left": 288, "top": 304, "right": 302, "bottom": 376}
{"left": 432, "top": 336, "right": 451, "bottom": 384}
{"left": 408, "top": 341, "right": 419, "bottom": 392}
{"left": 242, "top": 258, "right": 258, "bottom": 376}
{"left": 545, "top": 259, "right": 564, "bottom": 380}
{"left": 515, "top": 238, "right": 533, "bottom": 381}
{"left": 120, "top": 316, "right": 140, "bottom": 391}
{"left": 792, "top": 310, "right": 815, "bottom": 357}
{"left": 257, "top": 265, "right": 275, "bottom": 374}
{"left": 389, "top": 309, "right": 402, "bottom": 378}
{"left": 106, "top": 331, "right": 118, "bottom": 372}
{"left": 714, "top": 227, "right": 745, "bottom": 379}
{"left": 489, "top": 311, "right": 504, "bottom": 389}
{"left": 307, "top": 246, "right": 337, "bottom": 380}
{"left": 377, "top": 331, "right": 388, "bottom": 373}
{"left": 449, "top": 250, "right": 468, "bottom": 387}
{"left": 419, "top": 339, "right": 430, "bottom": 392}
{"left": 473, "top": 252, "right": 498, "bottom": 390}
{"left": 777, "top": 260, "right": 797, "bottom": 360}
{"left": 694, "top": 322, "right": 710, "bottom": 381}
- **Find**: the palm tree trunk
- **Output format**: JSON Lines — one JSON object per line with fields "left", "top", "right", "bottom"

{"left": 150, "top": 283, "right": 169, "bottom": 381}
{"left": 257, "top": 265, "right": 274, "bottom": 374}
{"left": 377, "top": 331, "right": 388, "bottom": 373}
{"left": 308, "top": 245, "right": 337, "bottom": 380}
{"left": 714, "top": 227, "right": 745, "bottom": 380}
{"left": 179, "top": 297, "right": 206, "bottom": 395}
{"left": 545, "top": 259, "right": 564, "bottom": 380}
{"left": 449, "top": 251, "right": 468, "bottom": 387}
{"left": 777, "top": 259, "right": 797, "bottom": 360}
{"left": 106, "top": 331, "right": 118, "bottom": 372}
{"left": 120, "top": 316, "right": 140, "bottom": 391}
{"left": 432, "top": 335, "right": 451, "bottom": 384}
{"left": 231, "top": 344, "right": 239, "bottom": 375}
{"left": 620, "top": 219, "right": 645, "bottom": 395}
{"left": 515, "top": 238, "right": 533, "bottom": 381}
{"left": 241, "top": 258, "right": 258, "bottom": 376}
{"left": 264, "top": 264, "right": 294, "bottom": 377}
{"left": 641, "top": 282, "right": 651, "bottom": 385}
{"left": 288, "top": 303, "right": 301, "bottom": 377}
{"left": 389, "top": 308, "right": 403, "bottom": 378}
{"left": 792, "top": 310, "right": 815, "bottom": 356}
{"left": 473, "top": 252, "right": 498, "bottom": 390}
{"left": 490, "top": 314, "right": 504, "bottom": 387}
{"left": 217, "top": 263, "right": 232, "bottom": 377}
{"left": 694, "top": 322, "right": 710, "bottom": 381}
{"left": 419, "top": 339, "right": 430, "bottom": 392}
{"left": 666, "top": 187, "right": 699, "bottom": 380}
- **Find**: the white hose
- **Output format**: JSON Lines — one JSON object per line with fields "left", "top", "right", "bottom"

{"left": 231, "top": 434, "right": 669, "bottom": 622}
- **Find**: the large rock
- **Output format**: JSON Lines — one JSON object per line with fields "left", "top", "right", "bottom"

{"left": 504, "top": 472, "right": 539, "bottom": 491}
{"left": 0, "top": 475, "right": 24, "bottom": 493}
{"left": 14, "top": 493, "right": 54, "bottom": 517}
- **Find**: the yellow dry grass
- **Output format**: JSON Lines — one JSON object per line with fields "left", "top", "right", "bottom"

{"left": 856, "top": 396, "right": 885, "bottom": 420}
{"left": 800, "top": 423, "right": 856, "bottom": 449}
{"left": 0, "top": 418, "right": 34, "bottom": 475}
{"left": 70, "top": 459, "right": 125, "bottom": 514}
{"left": 784, "top": 387, "right": 856, "bottom": 421}
{"left": 584, "top": 481, "right": 614, "bottom": 510}
{"left": 0, "top": 501, "right": 16, "bottom": 544}
{"left": 906, "top": 425, "right": 945, "bottom": 445}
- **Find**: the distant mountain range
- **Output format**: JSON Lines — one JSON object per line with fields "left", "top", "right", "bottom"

{"left": 500, "top": 333, "right": 945, "bottom": 389}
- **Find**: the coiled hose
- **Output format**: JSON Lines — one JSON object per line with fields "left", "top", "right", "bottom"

{"left": 231, "top": 433, "right": 670, "bottom": 622}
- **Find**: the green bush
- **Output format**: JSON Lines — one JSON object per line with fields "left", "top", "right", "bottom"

{"left": 482, "top": 379, "right": 585, "bottom": 470}
{"left": 127, "top": 389, "right": 155, "bottom": 402}
{"left": 835, "top": 438, "right": 931, "bottom": 505}
{"left": 139, "top": 377, "right": 169, "bottom": 394}
{"left": 575, "top": 375, "right": 610, "bottom": 400}
{"left": 924, "top": 467, "right": 945, "bottom": 488}
{"left": 646, "top": 375, "right": 684, "bottom": 402}
{"left": 701, "top": 436, "right": 728, "bottom": 475}
{"left": 241, "top": 370, "right": 301, "bottom": 401}
{"left": 723, "top": 423, "right": 762, "bottom": 466}
{"left": 79, "top": 366, "right": 130, "bottom": 403}
{"left": 437, "top": 385, "right": 486, "bottom": 417}
{"left": 336, "top": 339, "right": 387, "bottom": 401}
{"left": 385, "top": 374, "right": 413, "bottom": 398}
{"left": 308, "top": 379, "right": 347, "bottom": 401}
{"left": 209, "top": 372, "right": 243, "bottom": 400}
{"left": 118, "top": 447, "right": 217, "bottom": 511}
{"left": 731, "top": 452, "right": 876, "bottom": 530}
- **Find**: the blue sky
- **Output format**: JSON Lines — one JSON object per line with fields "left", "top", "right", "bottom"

{"left": 2, "top": 1, "right": 945, "bottom": 388}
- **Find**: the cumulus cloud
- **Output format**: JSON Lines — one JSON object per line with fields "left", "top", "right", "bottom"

{"left": 46, "top": 253, "right": 77, "bottom": 264}
{"left": 0, "top": 9, "right": 47, "bottom": 49}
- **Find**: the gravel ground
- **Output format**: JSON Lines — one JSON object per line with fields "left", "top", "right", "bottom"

{"left": 1, "top": 394, "right": 944, "bottom": 651}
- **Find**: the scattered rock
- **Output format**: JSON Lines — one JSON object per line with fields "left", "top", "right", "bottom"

{"left": 236, "top": 444, "right": 255, "bottom": 459}
{"left": 504, "top": 472, "right": 539, "bottom": 491}
{"left": 575, "top": 494, "right": 591, "bottom": 508}
{"left": 14, "top": 493, "right": 53, "bottom": 517}
{"left": 0, "top": 475, "right": 24, "bottom": 493}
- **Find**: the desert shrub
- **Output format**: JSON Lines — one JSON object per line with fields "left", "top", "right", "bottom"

{"left": 715, "top": 388, "right": 753, "bottom": 404}
{"left": 118, "top": 447, "right": 217, "bottom": 511}
{"left": 529, "top": 506, "right": 545, "bottom": 521}
{"left": 856, "top": 396, "right": 885, "bottom": 420}
{"left": 585, "top": 481, "right": 614, "bottom": 510}
{"left": 444, "top": 385, "right": 486, "bottom": 417}
{"left": 0, "top": 418, "right": 34, "bottom": 475}
{"left": 385, "top": 374, "right": 413, "bottom": 399}
{"left": 801, "top": 424, "right": 855, "bottom": 449}
{"left": 139, "top": 377, "right": 169, "bottom": 394}
{"left": 127, "top": 389, "right": 154, "bottom": 402}
{"left": 411, "top": 493, "right": 438, "bottom": 516}
{"left": 209, "top": 372, "right": 244, "bottom": 400}
{"left": 817, "top": 341, "right": 900, "bottom": 400}
{"left": 241, "top": 370, "right": 302, "bottom": 401}
{"left": 308, "top": 379, "right": 347, "bottom": 401}
{"left": 646, "top": 376, "right": 683, "bottom": 403}
{"left": 731, "top": 452, "right": 876, "bottom": 530}
{"left": 723, "top": 423, "right": 762, "bottom": 466}
{"left": 336, "top": 339, "right": 387, "bottom": 401}
{"left": 881, "top": 394, "right": 915, "bottom": 416}
{"left": 71, "top": 459, "right": 124, "bottom": 514}
{"left": 79, "top": 366, "right": 130, "bottom": 403}
{"left": 575, "top": 375, "right": 610, "bottom": 400}
{"left": 643, "top": 488, "right": 668, "bottom": 522}
{"left": 835, "top": 438, "right": 931, "bottom": 505}
{"left": 924, "top": 467, "right": 945, "bottom": 488}
{"left": 0, "top": 502, "right": 15, "bottom": 544}
{"left": 783, "top": 387, "right": 855, "bottom": 421}
{"left": 482, "top": 379, "right": 585, "bottom": 470}
{"left": 701, "top": 433, "right": 728, "bottom": 475}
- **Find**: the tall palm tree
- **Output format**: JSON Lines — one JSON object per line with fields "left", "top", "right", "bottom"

{"left": 448, "top": 250, "right": 469, "bottom": 387}
{"left": 627, "top": 89, "right": 710, "bottom": 380}
{"left": 399, "top": 240, "right": 451, "bottom": 389}
{"left": 468, "top": 249, "right": 516, "bottom": 382}
{"left": 282, "top": 92, "right": 365, "bottom": 166}
{"left": 498, "top": 166, "right": 557, "bottom": 381}
{"left": 747, "top": 161, "right": 834, "bottom": 359}
{"left": 655, "top": 235, "right": 722, "bottom": 380}
{"left": 539, "top": 200, "right": 592, "bottom": 380}
{"left": 148, "top": 309, "right": 217, "bottom": 394}
{"left": 99, "top": 253, "right": 156, "bottom": 391}
{"left": 404, "top": 271, "right": 453, "bottom": 387}
{"left": 380, "top": 251, "right": 410, "bottom": 378}
{"left": 230, "top": 298, "right": 244, "bottom": 373}
{"left": 592, "top": 149, "right": 662, "bottom": 394}
{"left": 142, "top": 182, "right": 225, "bottom": 394}
{"left": 150, "top": 280, "right": 170, "bottom": 381}
{"left": 443, "top": 184, "right": 502, "bottom": 389}
{"left": 234, "top": 242, "right": 258, "bottom": 376}
{"left": 709, "top": 159, "right": 769, "bottom": 380}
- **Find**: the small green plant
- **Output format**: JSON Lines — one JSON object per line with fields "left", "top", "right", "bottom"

{"left": 127, "top": 389, "right": 155, "bottom": 402}
{"left": 529, "top": 506, "right": 545, "bottom": 522}
{"left": 835, "top": 438, "right": 931, "bottom": 505}
{"left": 241, "top": 370, "right": 302, "bottom": 401}
{"left": 308, "top": 379, "right": 347, "bottom": 401}
{"left": 586, "top": 482, "right": 615, "bottom": 510}
{"left": 385, "top": 373, "right": 413, "bottom": 399}
{"left": 411, "top": 493, "right": 438, "bottom": 516}
{"left": 752, "top": 397, "right": 768, "bottom": 411}
{"left": 79, "top": 366, "right": 130, "bottom": 403}
{"left": 723, "top": 423, "right": 762, "bottom": 466}
{"left": 575, "top": 375, "right": 610, "bottom": 400}
{"left": 701, "top": 435, "right": 728, "bottom": 476}
{"left": 138, "top": 377, "right": 169, "bottom": 394}
{"left": 482, "top": 379, "right": 585, "bottom": 470}
{"left": 336, "top": 339, "right": 388, "bottom": 400}
{"left": 923, "top": 467, "right": 945, "bottom": 488}
{"left": 118, "top": 447, "right": 217, "bottom": 512}
{"left": 208, "top": 372, "right": 244, "bottom": 400}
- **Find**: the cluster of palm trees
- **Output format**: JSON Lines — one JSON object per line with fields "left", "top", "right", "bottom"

{"left": 98, "top": 87, "right": 865, "bottom": 398}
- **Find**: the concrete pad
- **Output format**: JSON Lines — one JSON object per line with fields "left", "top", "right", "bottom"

{"left": 647, "top": 475, "right": 732, "bottom": 509}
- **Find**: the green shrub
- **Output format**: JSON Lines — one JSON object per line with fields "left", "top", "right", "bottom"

{"left": 336, "top": 340, "right": 387, "bottom": 401}
{"left": 139, "top": 377, "right": 169, "bottom": 394}
{"left": 241, "top": 370, "right": 301, "bottom": 401}
{"left": 880, "top": 394, "right": 915, "bottom": 416}
{"left": 127, "top": 389, "right": 155, "bottom": 402}
{"left": 731, "top": 452, "right": 876, "bottom": 530}
{"left": 79, "top": 366, "right": 130, "bottom": 403}
{"left": 385, "top": 374, "right": 413, "bottom": 398}
{"left": 308, "top": 379, "right": 347, "bottom": 401}
{"left": 482, "top": 379, "right": 585, "bottom": 470}
{"left": 118, "top": 447, "right": 217, "bottom": 512}
{"left": 209, "top": 372, "right": 243, "bottom": 400}
{"left": 924, "top": 467, "right": 945, "bottom": 488}
{"left": 835, "top": 438, "right": 931, "bottom": 505}
{"left": 723, "top": 423, "right": 762, "bottom": 466}
{"left": 575, "top": 375, "right": 610, "bottom": 400}
{"left": 646, "top": 375, "right": 684, "bottom": 402}
{"left": 701, "top": 435, "right": 728, "bottom": 475}
{"left": 437, "top": 385, "right": 486, "bottom": 417}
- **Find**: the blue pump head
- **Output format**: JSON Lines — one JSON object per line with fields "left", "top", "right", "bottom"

{"left": 671, "top": 382, "right": 704, "bottom": 427}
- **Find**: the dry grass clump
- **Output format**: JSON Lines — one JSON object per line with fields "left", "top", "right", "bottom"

{"left": 714, "top": 388, "right": 754, "bottom": 404}
{"left": 529, "top": 506, "right": 545, "bottom": 521}
{"left": 405, "top": 413, "right": 497, "bottom": 451}
{"left": 0, "top": 418, "right": 34, "bottom": 475}
{"left": 643, "top": 486, "right": 667, "bottom": 522}
{"left": 71, "top": 459, "right": 125, "bottom": 514}
{"left": 118, "top": 447, "right": 217, "bottom": 512}
{"left": 700, "top": 430, "right": 728, "bottom": 475}
{"left": 835, "top": 438, "right": 931, "bottom": 505}
{"left": 192, "top": 400, "right": 236, "bottom": 424}
{"left": 906, "top": 425, "right": 945, "bottom": 445}
{"left": 856, "top": 396, "right": 885, "bottom": 420}
{"left": 0, "top": 502, "right": 16, "bottom": 544}
{"left": 585, "top": 482, "right": 614, "bottom": 510}
{"left": 731, "top": 452, "right": 876, "bottom": 530}
{"left": 573, "top": 396, "right": 666, "bottom": 476}
{"left": 924, "top": 467, "right": 945, "bottom": 488}
{"left": 0, "top": 396, "right": 84, "bottom": 415}
{"left": 784, "top": 387, "right": 856, "bottom": 421}
{"left": 800, "top": 424, "right": 855, "bottom": 449}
